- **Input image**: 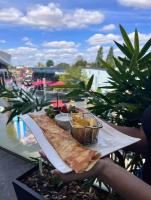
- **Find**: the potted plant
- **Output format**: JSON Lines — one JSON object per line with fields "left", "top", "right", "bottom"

{"left": 13, "top": 159, "right": 120, "bottom": 200}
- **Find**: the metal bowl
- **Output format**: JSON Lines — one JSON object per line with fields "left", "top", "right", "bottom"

{"left": 70, "top": 113, "right": 102, "bottom": 145}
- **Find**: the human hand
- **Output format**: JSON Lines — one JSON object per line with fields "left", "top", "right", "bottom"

{"left": 51, "top": 160, "right": 107, "bottom": 183}
{"left": 39, "top": 150, "right": 110, "bottom": 183}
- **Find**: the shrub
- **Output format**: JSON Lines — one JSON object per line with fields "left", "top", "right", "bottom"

{"left": 88, "top": 25, "right": 151, "bottom": 127}
{"left": 67, "top": 25, "right": 151, "bottom": 175}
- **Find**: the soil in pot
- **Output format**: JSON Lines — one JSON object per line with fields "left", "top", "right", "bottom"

{"left": 21, "top": 164, "right": 121, "bottom": 200}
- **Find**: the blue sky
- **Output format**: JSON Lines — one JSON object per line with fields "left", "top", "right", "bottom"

{"left": 0, "top": 0, "right": 151, "bottom": 66}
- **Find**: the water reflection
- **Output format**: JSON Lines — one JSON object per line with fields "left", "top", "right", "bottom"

{"left": 7, "top": 116, "right": 37, "bottom": 146}
{"left": 0, "top": 100, "right": 40, "bottom": 159}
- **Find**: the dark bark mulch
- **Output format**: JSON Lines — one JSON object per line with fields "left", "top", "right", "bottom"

{"left": 22, "top": 164, "right": 121, "bottom": 200}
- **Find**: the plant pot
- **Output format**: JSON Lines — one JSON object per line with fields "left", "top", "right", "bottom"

{"left": 13, "top": 165, "right": 119, "bottom": 200}
{"left": 13, "top": 166, "right": 45, "bottom": 200}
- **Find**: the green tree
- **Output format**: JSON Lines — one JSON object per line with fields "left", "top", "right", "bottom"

{"left": 46, "top": 60, "right": 54, "bottom": 67}
{"left": 7, "top": 64, "right": 13, "bottom": 69}
{"left": 37, "top": 62, "right": 45, "bottom": 68}
{"left": 90, "top": 62, "right": 97, "bottom": 68}
{"left": 106, "top": 47, "right": 116, "bottom": 67}
{"left": 59, "top": 66, "right": 87, "bottom": 85}
{"left": 73, "top": 59, "right": 87, "bottom": 68}
{"left": 95, "top": 47, "right": 103, "bottom": 68}
{"left": 56, "top": 63, "right": 70, "bottom": 69}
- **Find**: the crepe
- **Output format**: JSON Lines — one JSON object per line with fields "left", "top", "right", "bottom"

{"left": 30, "top": 114, "right": 101, "bottom": 173}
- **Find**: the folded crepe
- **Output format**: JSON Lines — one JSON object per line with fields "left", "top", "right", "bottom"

{"left": 30, "top": 114, "right": 101, "bottom": 173}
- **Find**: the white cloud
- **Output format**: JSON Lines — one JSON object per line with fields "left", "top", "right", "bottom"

{"left": 6, "top": 30, "right": 151, "bottom": 67}
{"left": 0, "top": 3, "right": 105, "bottom": 30}
{"left": 128, "top": 32, "right": 151, "bottom": 44}
{"left": 118, "top": 0, "right": 151, "bottom": 8}
{"left": 43, "top": 48, "right": 78, "bottom": 55}
{"left": 0, "top": 39, "right": 6, "bottom": 43}
{"left": 42, "top": 41, "right": 79, "bottom": 48}
{"left": 0, "top": 7, "right": 22, "bottom": 22}
{"left": 21, "top": 3, "right": 64, "bottom": 29}
{"left": 22, "top": 37, "right": 29, "bottom": 42}
{"left": 87, "top": 46, "right": 111, "bottom": 59}
{"left": 7, "top": 47, "right": 37, "bottom": 56}
{"left": 6, "top": 47, "right": 38, "bottom": 66}
{"left": 114, "top": 48, "right": 123, "bottom": 56}
{"left": 100, "top": 24, "right": 116, "bottom": 32}
{"left": 87, "top": 31, "right": 151, "bottom": 47}
{"left": 86, "top": 31, "right": 151, "bottom": 62}
{"left": 63, "top": 9, "right": 104, "bottom": 28}
{"left": 87, "top": 45, "right": 100, "bottom": 53}
{"left": 54, "top": 32, "right": 151, "bottom": 64}
{"left": 87, "top": 33, "right": 120, "bottom": 45}
{"left": 22, "top": 37, "right": 34, "bottom": 46}
{"left": 6, "top": 45, "right": 79, "bottom": 66}
{"left": 24, "top": 40, "right": 34, "bottom": 46}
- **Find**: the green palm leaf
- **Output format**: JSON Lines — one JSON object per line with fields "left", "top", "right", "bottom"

{"left": 114, "top": 41, "right": 132, "bottom": 59}
{"left": 130, "top": 51, "right": 138, "bottom": 68}
{"left": 119, "top": 24, "right": 134, "bottom": 53}
{"left": 86, "top": 75, "right": 94, "bottom": 90}
{"left": 66, "top": 89, "right": 82, "bottom": 98}
{"left": 113, "top": 57, "right": 125, "bottom": 73}
{"left": 138, "top": 38, "right": 151, "bottom": 59}
{"left": 134, "top": 29, "right": 139, "bottom": 54}
{"left": 139, "top": 52, "right": 151, "bottom": 65}
{"left": 7, "top": 109, "right": 19, "bottom": 124}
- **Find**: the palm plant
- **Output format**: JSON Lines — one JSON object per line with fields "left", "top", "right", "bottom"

{"left": 88, "top": 25, "right": 151, "bottom": 127}
{"left": 66, "top": 75, "right": 94, "bottom": 99}
{"left": 65, "top": 25, "right": 151, "bottom": 177}
{"left": 0, "top": 81, "right": 50, "bottom": 123}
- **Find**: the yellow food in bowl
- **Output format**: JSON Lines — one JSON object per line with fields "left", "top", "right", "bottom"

{"left": 71, "top": 113, "right": 97, "bottom": 127}
{"left": 70, "top": 112, "right": 100, "bottom": 145}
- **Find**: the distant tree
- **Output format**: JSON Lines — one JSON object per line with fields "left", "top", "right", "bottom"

{"left": 7, "top": 64, "right": 13, "bottom": 69}
{"left": 56, "top": 63, "right": 70, "bottom": 69}
{"left": 106, "top": 47, "right": 115, "bottom": 67}
{"left": 73, "top": 59, "right": 87, "bottom": 68}
{"left": 75, "top": 55, "right": 84, "bottom": 62}
{"left": 46, "top": 59, "right": 54, "bottom": 67}
{"left": 37, "top": 62, "right": 45, "bottom": 68}
{"left": 95, "top": 47, "right": 103, "bottom": 68}
{"left": 59, "top": 66, "right": 87, "bottom": 85}
{"left": 90, "top": 62, "right": 97, "bottom": 68}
